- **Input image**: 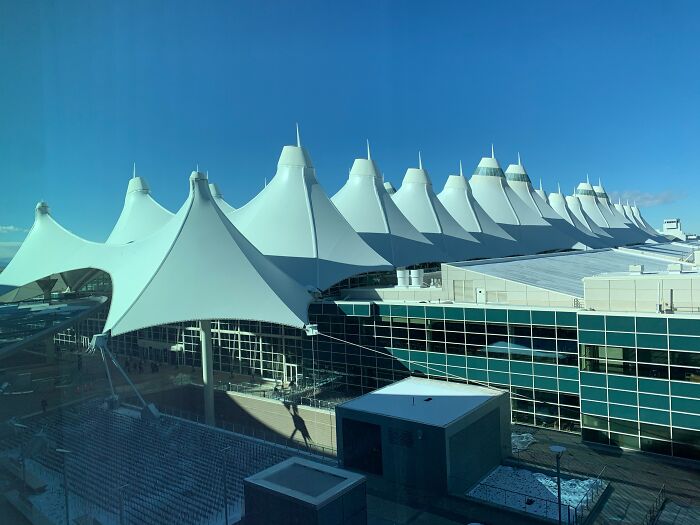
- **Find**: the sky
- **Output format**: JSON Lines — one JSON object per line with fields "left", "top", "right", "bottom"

{"left": 1, "top": 0, "right": 699, "bottom": 255}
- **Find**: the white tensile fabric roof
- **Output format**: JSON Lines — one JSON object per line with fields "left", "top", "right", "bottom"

{"left": 468, "top": 153, "right": 570, "bottom": 253}
{"left": 106, "top": 175, "right": 173, "bottom": 244}
{"left": 0, "top": 172, "right": 312, "bottom": 334}
{"left": 574, "top": 181, "right": 639, "bottom": 245}
{"left": 504, "top": 160, "right": 602, "bottom": 249}
{"left": 383, "top": 181, "right": 396, "bottom": 195}
{"left": 229, "top": 144, "right": 391, "bottom": 290}
{"left": 593, "top": 183, "right": 650, "bottom": 244}
{"left": 436, "top": 166, "right": 517, "bottom": 257}
{"left": 564, "top": 193, "right": 614, "bottom": 244}
{"left": 391, "top": 156, "right": 481, "bottom": 261}
{"left": 331, "top": 153, "right": 446, "bottom": 267}
{"left": 631, "top": 204, "right": 662, "bottom": 238}
{"left": 549, "top": 189, "right": 615, "bottom": 247}
{"left": 209, "top": 183, "right": 237, "bottom": 214}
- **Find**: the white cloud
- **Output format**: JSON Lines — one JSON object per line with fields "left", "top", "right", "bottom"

{"left": 0, "top": 225, "right": 28, "bottom": 234}
{"left": 608, "top": 190, "right": 683, "bottom": 208}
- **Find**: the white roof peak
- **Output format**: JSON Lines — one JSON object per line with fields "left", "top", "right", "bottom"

{"left": 459, "top": 160, "right": 464, "bottom": 177}
{"left": 296, "top": 122, "right": 301, "bottom": 147}
{"left": 132, "top": 162, "right": 136, "bottom": 179}
{"left": 586, "top": 173, "right": 590, "bottom": 184}
{"left": 418, "top": 151, "right": 423, "bottom": 169}
{"left": 491, "top": 143, "right": 495, "bottom": 159}
{"left": 517, "top": 152, "right": 521, "bottom": 166}
{"left": 539, "top": 178, "right": 543, "bottom": 191}
{"left": 366, "top": 139, "right": 371, "bottom": 160}
{"left": 557, "top": 182, "right": 561, "bottom": 194}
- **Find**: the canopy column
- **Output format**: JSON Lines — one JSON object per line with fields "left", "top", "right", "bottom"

{"left": 200, "top": 320, "right": 215, "bottom": 426}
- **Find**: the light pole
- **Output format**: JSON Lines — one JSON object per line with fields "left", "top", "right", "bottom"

{"left": 549, "top": 444, "right": 567, "bottom": 525}
{"left": 221, "top": 446, "right": 232, "bottom": 525}
{"left": 56, "top": 448, "right": 71, "bottom": 525}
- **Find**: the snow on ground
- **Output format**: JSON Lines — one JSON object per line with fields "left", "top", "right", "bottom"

{"left": 467, "top": 465, "right": 605, "bottom": 524}
{"left": 511, "top": 432, "right": 537, "bottom": 453}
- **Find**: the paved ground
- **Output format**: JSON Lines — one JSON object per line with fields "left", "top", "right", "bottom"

{"left": 512, "top": 424, "right": 700, "bottom": 525}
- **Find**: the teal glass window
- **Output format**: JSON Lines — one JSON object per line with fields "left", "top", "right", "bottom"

{"left": 532, "top": 310, "right": 555, "bottom": 326}
{"left": 608, "top": 389, "right": 638, "bottom": 406}
{"left": 581, "top": 386, "right": 607, "bottom": 402}
{"left": 671, "top": 396, "right": 700, "bottom": 414}
{"left": 510, "top": 361, "right": 533, "bottom": 375}
{"left": 407, "top": 305, "right": 425, "bottom": 318}
{"left": 447, "top": 366, "right": 467, "bottom": 379}
{"left": 669, "top": 336, "right": 700, "bottom": 352}
{"left": 579, "top": 315, "right": 604, "bottom": 330}
{"left": 558, "top": 379, "right": 579, "bottom": 394}
{"left": 581, "top": 399, "right": 608, "bottom": 417}
{"left": 637, "top": 333, "right": 668, "bottom": 350}
{"left": 639, "top": 408, "right": 670, "bottom": 425}
{"left": 636, "top": 316, "right": 667, "bottom": 334}
{"left": 354, "top": 304, "right": 370, "bottom": 316}
{"left": 488, "top": 371, "right": 510, "bottom": 385}
{"left": 579, "top": 330, "right": 605, "bottom": 345}
{"left": 409, "top": 350, "right": 426, "bottom": 363}
{"left": 469, "top": 369, "right": 488, "bottom": 382}
{"left": 534, "top": 376, "right": 558, "bottom": 391}
{"left": 427, "top": 352, "right": 446, "bottom": 364}
{"left": 558, "top": 366, "right": 579, "bottom": 380}
{"left": 669, "top": 318, "right": 700, "bottom": 337}
{"left": 425, "top": 306, "right": 444, "bottom": 319}
{"left": 467, "top": 356, "right": 487, "bottom": 370}
{"left": 465, "top": 308, "right": 485, "bottom": 321}
{"left": 639, "top": 393, "right": 669, "bottom": 410}
{"left": 485, "top": 309, "right": 507, "bottom": 323}
{"left": 556, "top": 311, "right": 577, "bottom": 327}
{"left": 444, "top": 307, "right": 465, "bottom": 321}
{"left": 508, "top": 309, "right": 531, "bottom": 324}
{"left": 672, "top": 412, "right": 700, "bottom": 431}
{"left": 390, "top": 304, "right": 407, "bottom": 317}
{"left": 605, "top": 315, "right": 635, "bottom": 332}
{"left": 580, "top": 371, "right": 607, "bottom": 388}
{"left": 446, "top": 354, "right": 466, "bottom": 367}
{"left": 378, "top": 304, "right": 391, "bottom": 316}
{"left": 338, "top": 303, "right": 354, "bottom": 315}
{"left": 389, "top": 348, "right": 409, "bottom": 361}
{"left": 511, "top": 373, "right": 533, "bottom": 388}
{"left": 534, "top": 363, "right": 557, "bottom": 377}
{"left": 607, "top": 374, "right": 637, "bottom": 391}
{"left": 638, "top": 378, "right": 669, "bottom": 395}
{"left": 671, "top": 381, "right": 700, "bottom": 399}
{"left": 609, "top": 403, "right": 638, "bottom": 420}
{"left": 606, "top": 332, "right": 635, "bottom": 347}
{"left": 487, "top": 358, "right": 509, "bottom": 372}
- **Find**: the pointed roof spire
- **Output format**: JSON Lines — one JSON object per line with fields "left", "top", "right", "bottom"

{"left": 491, "top": 144, "right": 495, "bottom": 159}
{"left": 366, "top": 139, "right": 371, "bottom": 160}
{"left": 459, "top": 160, "right": 464, "bottom": 177}
{"left": 517, "top": 152, "right": 521, "bottom": 166}
{"left": 557, "top": 182, "right": 561, "bottom": 194}
{"left": 586, "top": 173, "right": 590, "bottom": 184}
{"left": 196, "top": 163, "right": 199, "bottom": 172}
{"left": 132, "top": 162, "right": 136, "bottom": 179}
{"left": 539, "top": 178, "right": 543, "bottom": 191}
{"left": 418, "top": 151, "right": 423, "bottom": 169}
{"left": 598, "top": 177, "right": 602, "bottom": 187}
{"left": 296, "top": 122, "right": 301, "bottom": 147}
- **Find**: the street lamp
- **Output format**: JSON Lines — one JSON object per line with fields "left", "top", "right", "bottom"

{"left": 549, "top": 444, "right": 567, "bottom": 525}
{"left": 55, "top": 448, "right": 71, "bottom": 525}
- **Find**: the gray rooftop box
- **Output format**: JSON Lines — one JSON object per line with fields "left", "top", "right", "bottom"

{"left": 243, "top": 456, "right": 367, "bottom": 525}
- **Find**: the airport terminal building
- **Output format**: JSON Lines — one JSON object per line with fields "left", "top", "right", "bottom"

{"left": 2, "top": 138, "right": 699, "bottom": 470}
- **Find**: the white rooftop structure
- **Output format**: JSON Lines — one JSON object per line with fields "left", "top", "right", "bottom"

{"left": 436, "top": 162, "right": 517, "bottom": 257}
{"left": 449, "top": 247, "right": 694, "bottom": 299}
{"left": 593, "top": 182, "right": 649, "bottom": 244}
{"left": 468, "top": 149, "right": 570, "bottom": 253}
{"left": 0, "top": 171, "right": 313, "bottom": 334}
{"left": 209, "top": 182, "right": 236, "bottom": 214}
{"left": 339, "top": 376, "right": 503, "bottom": 427}
{"left": 331, "top": 147, "right": 445, "bottom": 267}
{"left": 392, "top": 154, "right": 481, "bottom": 261}
{"left": 383, "top": 181, "right": 396, "bottom": 195}
{"left": 106, "top": 167, "right": 173, "bottom": 244}
{"left": 631, "top": 203, "right": 663, "bottom": 238}
{"left": 504, "top": 157, "right": 601, "bottom": 249}
{"left": 229, "top": 132, "right": 391, "bottom": 290}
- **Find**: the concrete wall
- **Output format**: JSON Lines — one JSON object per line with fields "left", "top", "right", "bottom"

{"left": 584, "top": 273, "right": 700, "bottom": 313}
{"left": 342, "top": 286, "right": 447, "bottom": 302}
{"left": 442, "top": 264, "right": 579, "bottom": 308}
{"left": 336, "top": 407, "right": 448, "bottom": 494}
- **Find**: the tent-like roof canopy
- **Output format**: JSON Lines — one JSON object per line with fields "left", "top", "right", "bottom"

{"left": 0, "top": 172, "right": 313, "bottom": 335}
{"left": 436, "top": 164, "right": 517, "bottom": 257}
{"left": 106, "top": 173, "right": 173, "bottom": 244}
{"left": 504, "top": 158, "right": 598, "bottom": 249}
{"left": 575, "top": 180, "right": 639, "bottom": 245}
{"left": 331, "top": 151, "right": 445, "bottom": 267}
{"left": 592, "top": 182, "right": 649, "bottom": 243}
{"left": 229, "top": 141, "right": 391, "bottom": 290}
{"left": 469, "top": 151, "right": 569, "bottom": 253}
{"left": 209, "top": 182, "right": 236, "bottom": 214}
{"left": 383, "top": 181, "right": 396, "bottom": 195}
{"left": 392, "top": 155, "right": 481, "bottom": 261}
{"left": 631, "top": 203, "right": 662, "bottom": 238}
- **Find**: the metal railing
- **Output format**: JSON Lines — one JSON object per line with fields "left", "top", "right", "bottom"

{"left": 158, "top": 405, "right": 337, "bottom": 458}
{"left": 641, "top": 483, "right": 666, "bottom": 525}
{"left": 466, "top": 465, "right": 608, "bottom": 525}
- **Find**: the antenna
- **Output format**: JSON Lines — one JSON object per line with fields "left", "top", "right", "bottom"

{"left": 557, "top": 182, "right": 561, "bottom": 194}
{"left": 598, "top": 177, "right": 602, "bottom": 187}
{"left": 459, "top": 160, "right": 464, "bottom": 177}
{"left": 586, "top": 173, "right": 590, "bottom": 184}
{"left": 196, "top": 163, "right": 199, "bottom": 172}
{"left": 517, "top": 152, "right": 521, "bottom": 166}
{"left": 296, "top": 123, "right": 301, "bottom": 147}
{"left": 539, "top": 178, "right": 543, "bottom": 191}
{"left": 418, "top": 151, "right": 423, "bottom": 169}
{"left": 132, "top": 162, "right": 136, "bottom": 179}
{"left": 491, "top": 144, "right": 495, "bottom": 159}
{"left": 366, "top": 139, "right": 371, "bottom": 160}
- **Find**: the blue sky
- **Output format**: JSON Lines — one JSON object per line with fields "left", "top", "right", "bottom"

{"left": 1, "top": 0, "right": 699, "bottom": 253}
